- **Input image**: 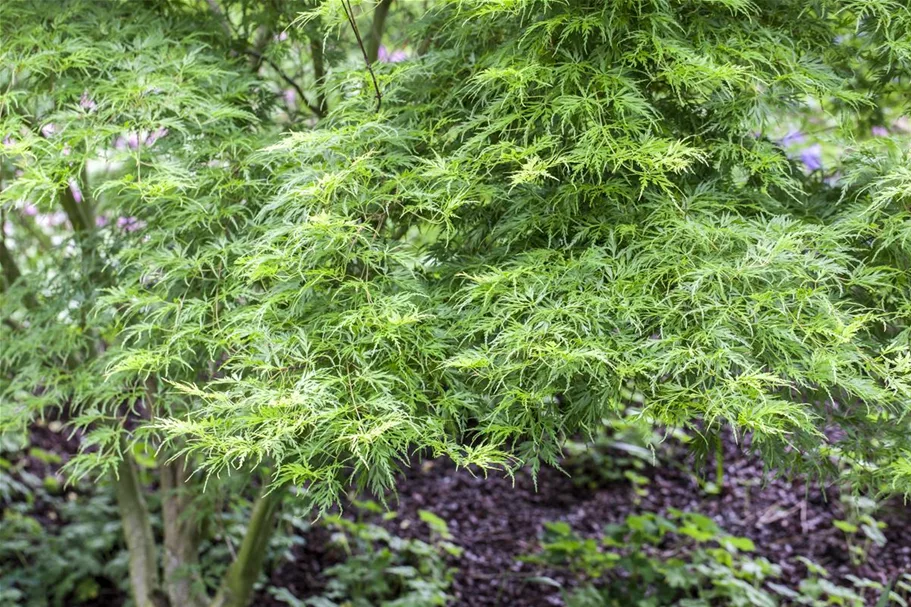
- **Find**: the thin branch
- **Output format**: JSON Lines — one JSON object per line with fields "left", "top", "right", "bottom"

{"left": 244, "top": 48, "right": 326, "bottom": 118}
{"left": 341, "top": 0, "right": 383, "bottom": 111}
{"left": 11, "top": 210, "right": 54, "bottom": 252}
{"left": 200, "top": 0, "right": 324, "bottom": 119}
{"left": 204, "top": 0, "right": 234, "bottom": 37}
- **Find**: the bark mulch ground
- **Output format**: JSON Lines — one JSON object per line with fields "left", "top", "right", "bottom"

{"left": 261, "top": 437, "right": 911, "bottom": 606}
{"left": 6, "top": 420, "right": 910, "bottom": 606}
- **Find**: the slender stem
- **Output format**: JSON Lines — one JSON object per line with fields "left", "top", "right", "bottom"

{"left": 204, "top": 0, "right": 234, "bottom": 36}
{"left": 209, "top": 485, "right": 286, "bottom": 607}
{"left": 248, "top": 26, "right": 270, "bottom": 71}
{"left": 341, "top": 0, "right": 382, "bottom": 111}
{"left": 715, "top": 438, "right": 724, "bottom": 489}
{"left": 11, "top": 210, "right": 54, "bottom": 252}
{"left": 201, "top": 0, "right": 323, "bottom": 119}
{"left": 367, "top": 0, "right": 394, "bottom": 64}
{"left": 115, "top": 451, "right": 166, "bottom": 607}
{"left": 245, "top": 50, "right": 325, "bottom": 118}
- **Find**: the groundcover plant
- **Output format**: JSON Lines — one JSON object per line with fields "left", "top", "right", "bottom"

{"left": 1, "top": 0, "right": 909, "bottom": 606}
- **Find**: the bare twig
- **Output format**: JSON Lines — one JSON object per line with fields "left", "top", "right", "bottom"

{"left": 340, "top": 0, "right": 383, "bottom": 111}
{"left": 244, "top": 48, "right": 326, "bottom": 118}
{"left": 202, "top": 0, "right": 324, "bottom": 119}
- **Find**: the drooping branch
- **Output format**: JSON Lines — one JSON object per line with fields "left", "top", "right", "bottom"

{"left": 200, "top": 0, "right": 324, "bottom": 119}
{"left": 0, "top": 231, "right": 38, "bottom": 313}
{"left": 244, "top": 49, "right": 326, "bottom": 118}
{"left": 209, "top": 485, "right": 286, "bottom": 607}
{"left": 11, "top": 209, "right": 54, "bottom": 252}
{"left": 115, "top": 451, "right": 167, "bottom": 607}
{"left": 366, "top": 0, "right": 394, "bottom": 65}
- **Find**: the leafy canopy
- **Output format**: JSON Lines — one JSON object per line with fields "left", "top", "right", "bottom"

{"left": 1, "top": 0, "right": 910, "bottom": 507}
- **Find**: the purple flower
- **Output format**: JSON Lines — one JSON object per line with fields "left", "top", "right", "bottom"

{"left": 800, "top": 144, "right": 823, "bottom": 171}
{"left": 79, "top": 91, "right": 97, "bottom": 112}
{"left": 779, "top": 129, "right": 805, "bottom": 146}
{"left": 145, "top": 127, "right": 168, "bottom": 146}
{"left": 2, "top": 135, "right": 14, "bottom": 147}
{"left": 40, "top": 123, "right": 57, "bottom": 138}
{"left": 115, "top": 131, "right": 146, "bottom": 151}
{"left": 274, "top": 31, "right": 288, "bottom": 42}
{"left": 62, "top": 144, "right": 72, "bottom": 156}
{"left": 69, "top": 179, "right": 83, "bottom": 203}
{"left": 283, "top": 88, "right": 296, "bottom": 106}
{"left": 377, "top": 45, "right": 407, "bottom": 63}
{"left": 95, "top": 215, "right": 109, "bottom": 227}
{"left": 37, "top": 211, "right": 68, "bottom": 228}
{"left": 23, "top": 203, "right": 38, "bottom": 217}
{"left": 871, "top": 125, "right": 889, "bottom": 137}
{"left": 117, "top": 216, "right": 146, "bottom": 232}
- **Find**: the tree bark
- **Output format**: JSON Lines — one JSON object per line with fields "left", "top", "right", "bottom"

{"left": 209, "top": 486, "right": 285, "bottom": 607}
{"left": 161, "top": 454, "right": 207, "bottom": 607}
{"left": 59, "top": 173, "right": 92, "bottom": 238}
{"left": 0, "top": 236, "right": 23, "bottom": 289}
{"left": 310, "top": 36, "right": 328, "bottom": 115}
{"left": 366, "top": 0, "right": 394, "bottom": 64}
{"left": 114, "top": 452, "right": 167, "bottom": 607}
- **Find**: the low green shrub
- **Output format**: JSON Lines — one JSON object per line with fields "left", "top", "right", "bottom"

{"left": 272, "top": 501, "right": 461, "bottom": 607}
{"left": 0, "top": 485, "right": 127, "bottom": 606}
{"left": 524, "top": 511, "right": 908, "bottom": 607}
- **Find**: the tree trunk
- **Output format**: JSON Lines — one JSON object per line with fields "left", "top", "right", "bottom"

{"left": 310, "top": 36, "right": 328, "bottom": 115}
{"left": 366, "top": 0, "right": 394, "bottom": 64}
{"left": 161, "top": 454, "right": 207, "bottom": 607}
{"left": 114, "top": 453, "right": 167, "bottom": 607}
{"left": 209, "top": 486, "right": 285, "bottom": 607}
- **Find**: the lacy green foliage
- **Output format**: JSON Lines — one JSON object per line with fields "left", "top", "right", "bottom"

{"left": 0, "top": 0, "right": 266, "bottom": 479}
{"left": 1, "top": 0, "right": 910, "bottom": 508}
{"left": 271, "top": 501, "right": 459, "bottom": 607}
{"left": 163, "top": 0, "right": 911, "bottom": 495}
{"left": 525, "top": 512, "right": 908, "bottom": 606}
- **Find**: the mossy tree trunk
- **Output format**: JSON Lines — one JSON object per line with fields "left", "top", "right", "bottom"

{"left": 209, "top": 487, "right": 286, "bottom": 607}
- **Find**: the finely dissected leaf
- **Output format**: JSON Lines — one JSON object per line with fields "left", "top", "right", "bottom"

{"left": 1, "top": 0, "right": 909, "bottom": 506}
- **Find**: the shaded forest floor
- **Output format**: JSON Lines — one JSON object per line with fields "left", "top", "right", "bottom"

{"left": 260, "top": 437, "right": 911, "bottom": 606}
{"left": 5, "top": 421, "right": 910, "bottom": 606}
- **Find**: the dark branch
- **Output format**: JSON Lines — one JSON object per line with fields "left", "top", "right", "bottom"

{"left": 367, "top": 0, "right": 394, "bottom": 64}
{"left": 341, "top": 0, "right": 383, "bottom": 112}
